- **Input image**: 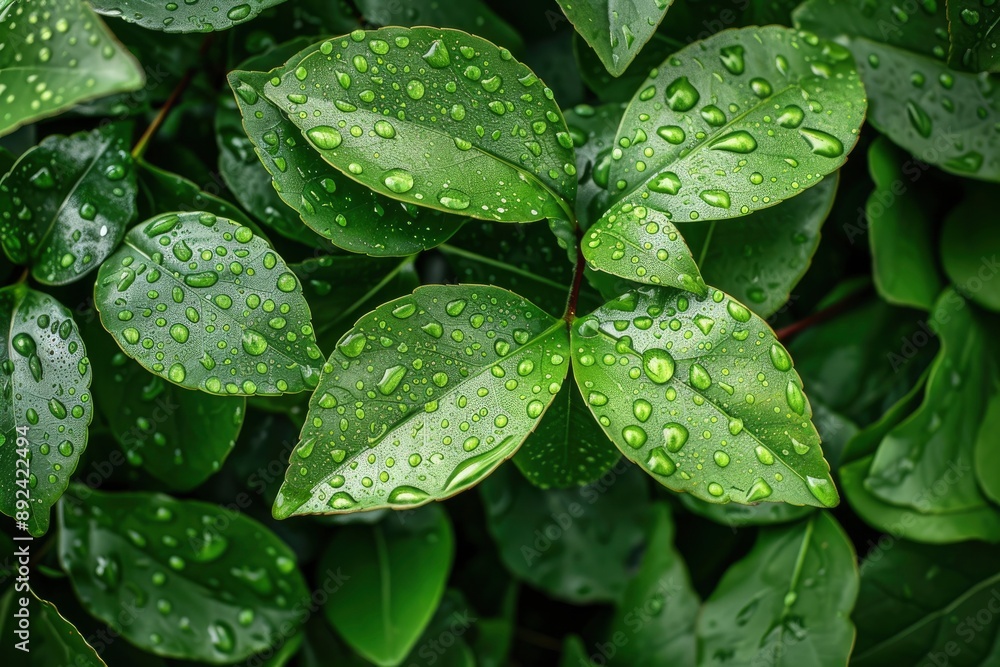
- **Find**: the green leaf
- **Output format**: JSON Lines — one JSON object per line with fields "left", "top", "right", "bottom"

{"left": 0, "top": 123, "right": 136, "bottom": 285}
{"left": 793, "top": 0, "right": 951, "bottom": 62}
{"left": 555, "top": 0, "right": 675, "bottom": 77}
{"left": 480, "top": 463, "right": 650, "bottom": 603}
{"left": 0, "top": 0, "right": 144, "bottom": 137}
{"left": 90, "top": 0, "right": 287, "bottom": 33}
{"left": 606, "top": 25, "right": 863, "bottom": 221}
{"left": 941, "top": 184, "right": 1000, "bottom": 311}
{"left": 681, "top": 173, "right": 838, "bottom": 318}
{"left": 355, "top": 0, "right": 524, "bottom": 54}
{"left": 137, "top": 160, "right": 261, "bottom": 233}
{"left": 318, "top": 506, "right": 455, "bottom": 666}
{"left": 563, "top": 102, "right": 625, "bottom": 225}
{"left": 273, "top": 284, "right": 570, "bottom": 517}
{"left": 696, "top": 513, "right": 858, "bottom": 667}
{"left": 0, "top": 590, "right": 106, "bottom": 666}
{"left": 948, "top": 0, "right": 1000, "bottom": 72}
{"left": 248, "top": 27, "right": 578, "bottom": 222}
{"left": 866, "top": 137, "right": 943, "bottom": 310}
{"left": 228, "top": 67, "right": 463, "bottom": 255}
{"left": 575, "top": 32, "right": 682, "bottom": 104}
{"left": 571, "top": 285, "right": 839, "bottom": 508}
{"left": 513, "top": 381, "right": 620, "bottom": 488}
{"left": 58, "top": 486, "right": 310, "bottom": 664}
{"left": 85, "top": 322, "right": 246, "bottom": 491}
{"left": 975, "top": 392, "right": 1000, "bottom": 504}
{"left": 865, "top": 289, "right": 1000, "bottom": 513}
{"left": 561, "top": 635, "right": 595, "bottom": 667}
{"left": 94, "top": 211, "right": 323, "bottom": 396}
{"left": 677, "top": 492, "right": 813, "bottom": 527}
{"left": 852, "top": 541, "right": 1000, "bottom": 666}
{"left": 0, "top": 285, "right": 92, "bottom": 536}
{"left": 605, "top": 504, "right": 699, "bottom": 667}
{"left": 854, "top": 38, "right": 1000, "bottom": 181}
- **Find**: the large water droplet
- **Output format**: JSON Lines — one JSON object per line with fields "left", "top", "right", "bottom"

{"left": 642, "top": 348, "right": 675, "bottom": 384}
{"left": 665, "top": 76, "right": 700, "bottom": 112}
{"left": 798, "top": 128, "right": 844, "bottom": 158}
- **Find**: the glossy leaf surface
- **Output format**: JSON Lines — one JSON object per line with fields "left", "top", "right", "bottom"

{"left": 355, "top": 0, "right": 523, "bottom": 54}
{"left": 555, "top": 0, "right": 674, "bottom": 77}
{"left": 941, "top": 184, "right": 1000, "bottom": 311}
{"left": 90, "top": 0, "right": 287, "bottom": 33}
{"left": 948, "top": 0, "right": 1000, "bottom": 72}
{"left": 0, "top": 590, "right": 106, "bottom": 666}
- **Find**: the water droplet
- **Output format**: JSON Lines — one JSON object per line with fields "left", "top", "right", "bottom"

{"left": 622, "top": 425, "right": 648, "bottom": 449}
{"left": 648, "top": 171, "right": 681, "bottom": 195}
{"left": 642, "top": 348, "right": 675, "bottom": 383}
{"left": 750, "top": 77, "right": 772, "bottom": 97}
{"left": 241, "top": 330, "right": 268, "bottom": 356}
{"left": 798, "top": 128, "right": 844, "bottom": 158}
{"left": 306, "top": 126, "right": 343, "bottom": 150}
{"left": 227, "top": 3, "right": 251, "bottom": 20}
{"left": 746, "top": 478, "right": 772, "bottom": 502}
{"left": 383, "top": 169, "right": 414, "bottom": 193}
{"left": 806, "top": 476, "right": 838, "bottom": 506}
{"left": 769, "top": 343, "right": 792, "bottom": 371}
{"left": 699, "top": 189, "right": 731, "bottom": 209}
{"left": 406, "top": 80, "right": 426, "bottom": 100}
{"left": 422, "top": 40, "right": 451, "bottom": 68}
{"left": 646, "top": 447, "right": 676, "bottom": 475}
{"left": 374, "top": 120, "right": 396, "bottom": 139}
{"left": 785, "top": 380, "right": 806, "bottom": 415}
{"left": 665, "top": 76, "right": 700, "bottom": 112}
{"left": 377, "top": 365, "right": 406, "bottom": 395}
{"left": 709, "top": 131, "right": 757, "bottom": 153}
{"left": 776, "top": 105, "right": 804, "bottom": 129}
{"left": 720, "top": 44, "right": 745, "bottom": 74}
{"left": 689, "top": 364, "right": 712, "bottom": 389}
{"left": 438, "top": 189, "right": 471, "bottom": 210}
{"left": 663, "top": 423, "right": 688, "bottom": 452}
{"left": 700, "top": 105, "right": 727, "bottom": 126}
{"left": 388, "top": 486, "right": 430, "bottom": 505}
{"left": 657, "top": 125, "right": 686, "bottom": 144}
{"left": 906, "top": 101, "right": 933, "bottom": 138}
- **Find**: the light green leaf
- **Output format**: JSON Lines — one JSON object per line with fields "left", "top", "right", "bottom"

{"left": 513, "top": 381, "right": 620, "bottom": 489}
{"left": 571, "top": 285, "right": 839, "bottom": 508}
{"left": 318, "top": 506, "right": 454, "bottom": 666}
{"left": 481, "top": 463, "right": 650, "bottom": 603}
{"left": 606, "top": 504, "right": 699, "bottom": 667}
{"left": 0, "top": 590, "right": 106, "bottom": 666}
{"left": 355, "top": 0, "right": 524, "bottom": 54}
{"left": 696, "top": 513, "right": 858, "bottom": 667}
{"left": 58, "top": 486, "right": 309, "bottom": 664}
{"left": 85, "top": 322, "right": 246, "bottom": 491}
{"left": 555, "top": 0, "right": 674, "bottom": 77}
{"left": 941, "top": 183, "right": 1000, "bottom": 311}
{"left": 228, "top": 67, "right": 463, "bottom": 255}
{"left": 0, "top": 285, "right": 92, "bottom": 536}
{"left": 975, "top": 392, "right": 1000, "bottom": 504}
{"left": 866, "top": 137, "right": 943, "bottom": 310}
{"left": 95, "top": 211, "right": 323, "bottom": 396}
{"left": 273, "top": 284, "right": 570, "bottom": 518}
{"left": 0, "top": 123, "right": 136, "bottom": 285}
{"left": 681, "top": 173, "right": 838, "bottom": 318}
{"left": 250, "top": 27, "right": 577, "bottom": 222}
{"left": 90, "top": 0, "right": 287, "bottom": 33}
{"left": 948, "top": 0, "right": 1000, "bottom": 72}
{"left": 852, "top": 541, "right": 1000, "bottom": 666}
{"left": 0, "top": 0, "right": 144, "bottom": 137}
{"left": 854, "top": 38, "right": 1000, "bottom": 181}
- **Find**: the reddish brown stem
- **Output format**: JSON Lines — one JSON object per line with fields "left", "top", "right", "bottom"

{"left": 775, "top": 289, "right": 870, "bottom": 341}
{"left": 563, "top": 227, "right": 587, "bottom": 324}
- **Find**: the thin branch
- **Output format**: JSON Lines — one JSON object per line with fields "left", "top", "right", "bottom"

{"left": 775, "top": 288, "right": 871, "bottom": 341}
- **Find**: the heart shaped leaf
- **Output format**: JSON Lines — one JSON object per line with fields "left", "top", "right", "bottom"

{"left": 247, "top": 27, "right": 577, "bottom": 222}
{"left": 0, "top": 123, "right": 136, "bottom": 285}
{"left": 274, "top": 284, "right": 570, "bottom": 518}
{"left": 0, "top": 0, "right": 143, "bottom": 136}
{"left": 89, "top": 0, "right": 287, "bottom": 33}
{"left": 0, "top": 285, "right": 92, "bottom": 536}
{"left": 95, "top": 211, "right": 323, "bottom": 396}
{"left": 556, "top": 0, "right": 674, "bottom": 77}
{"left": 571, "top": 285, "right": 838, "bottom": 508}
{"left": 58, "top": 486, "right": 309, "bottom": 663}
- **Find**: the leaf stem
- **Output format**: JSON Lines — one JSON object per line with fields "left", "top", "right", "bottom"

{"left": 131, "top": 34, "right": 214, "bottom": 160}
{"left": 563, "top": 223, "right": 586, "bottom": 324}
{"left": 697, "top": 220, "right": 716, "bottom": 266}
{"left": 775, "top": 287, "right": 871, "bottom": 341}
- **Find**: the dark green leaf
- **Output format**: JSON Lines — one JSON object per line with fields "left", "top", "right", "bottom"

{"left": 85, "top": 322, "right": 246, "bottom": 491}
{"left": 696, "top": 513, "right": 858, "bottom": 667}
{"left": 0, "top": 0, "right": 144, "bottom": 137}
{"left": 0, "top": 590, "right": 106, "bottom": 666}
{"left": 555, "top": 0, "right": 674, "bottom": 77}
{"left": 481, "top": 463, "right": 650, "bottom": 603}
{"left": 513, "top": 381, "right": 620, "bottom": 489}
{"left": 606, "top": 504, "right": 699, "bottom": 667}
{"left": 95, "top": 211, "right": 323, "bottom": 396}
{"left": 854, "top": 38, "right": 1000, "bottom": 181}
{"left": 274, "top": 284, "right": 570, "bottom": 517}
{"left": 91, "top": 0, "right": 287, "bottom": 33}
{"left": 0, "top": 285, "right": 92, "bottom": 536}
{"left": 572, "top": 286, "right": 839, "bottom": 507}
{"left": 948, "top": 0, "right": 1000, "bottom": 72}
{"left": 867, "top": 137, "right": 943, "bottom": 310}
{"left": 574, "top": 32, "right": 682, "bottom": 104}
{"left": 58, "top": 486, "right": 310, "bottom": 663}
{"left": 355, "top": 0, "right": 524, "bottom": 54}
{"left": 975, "top": 392, "right": 1000, "bottom": 504}
{"left": 563, "top": 102, "right": 625, "bottom": 226}
{"left": 0, "top": 123, "right": 136, "bottom": 285}
{"left": 677, "top": 492, "right": 813, "bottom": 527}
{"left": 246, "top": 27, "right": 577, "bottom": 222}
{"left": 228, "top": 67, "right": 463, "bottom": 255}
{"left": 941, "top": 183, "right": 1000, "bottom": 311}
{"left": 561, "top": 635, "right": 595, "bottom": 667}
{"left": 681, "top": 173, "right": 838, "bottom": 318}
{"left": 319, "top": 506, "right": 455, "bottom": 666}
{"left": 137, "top": 160, "right": 260, "bottom": 230}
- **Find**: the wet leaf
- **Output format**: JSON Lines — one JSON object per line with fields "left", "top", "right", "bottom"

{"left": 274, "top": 285, "right": 569, "bottom": 518}
{"left": 0, "top": 590, "right": 106, "bottom": 666}
{"left": 0, "top": 285, "right": 92, "bottom": 536}
{"left": 0, "top": 123, "right": 136, "bottom": 285}
{"left": 571, "top": 285, "right": 839, "bottom": 508}
{"left": 481, "top": 463, "right": 650, "bottom": 603}
{"left": 90, "top": 0, "right": 287, "bottom": 33}
{"left": 563, "top": 102, "right": 626, "bottom": 225}
{"left": 948, "top": 0, "right": 1000, "bottom": 72}
{"left": 318, "top": 505, "right": 454, "bottom": 666}
{"left": 555, "top": 0, "right": 674, "bottom": 77}
{"left": 574, "top": 32, "right": 683, "bottom": 104}
{"left": 94, "top": 211, "right": 323, "bottom": 396}
{"left": 677, "top": 491, "right": 813, "bottom": 528}
{"left": 58, "top": 486, "right": 309, "bottom": 663}
{"left": 854, "top": 38, "right": 1000, "bottom": 181}
{"left": 137, "top": 161, "right": 260, "bottom": 231}
{"left": 941, "top": 183, "right": 1000, "bottom": 311}
{"left": 513, "top": 381, "right": 620, "bottom": 489}
{"left": 696, "top": 513, "right": 858, "bottom": 667}
{"left": 355, "top": 0, "right": 524, "bottom": 54}
{"left": 0, "top": 0, "right": 144, "bottom": 137}
{"left": 243, "top": 27, "right": 577, "bottom": 222}
{"left": 228, "top": 66, "right": 463, "bottom": 255}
